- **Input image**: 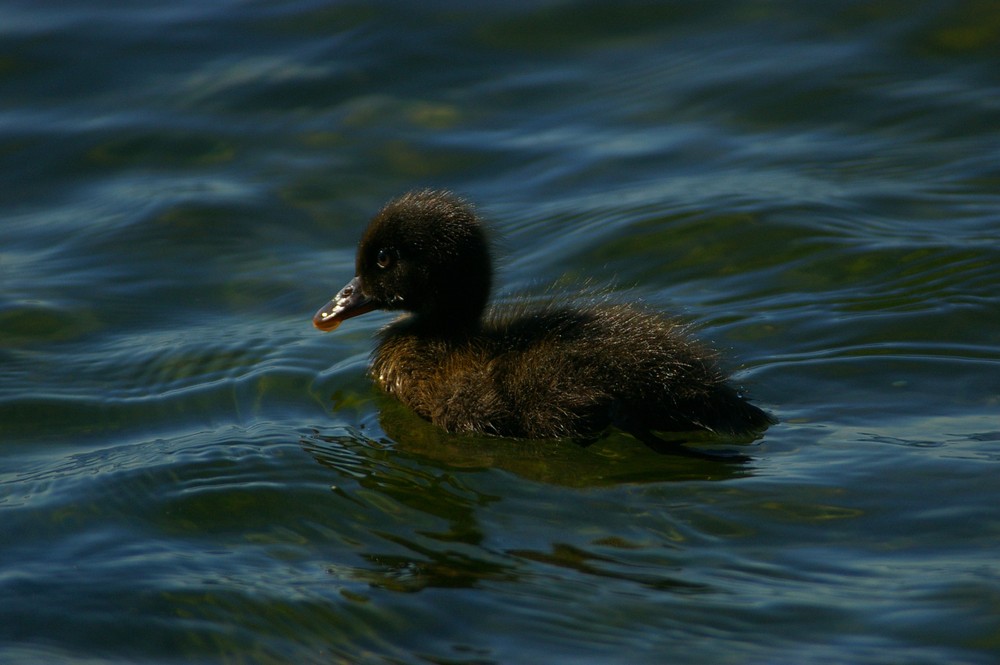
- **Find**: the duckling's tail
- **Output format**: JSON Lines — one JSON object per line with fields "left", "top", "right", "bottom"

{"left": 694, "top": 384, "right": 776, "bottom": 437}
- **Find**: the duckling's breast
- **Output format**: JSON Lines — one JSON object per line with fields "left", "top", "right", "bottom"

{"left": 372, "top": 332, "right": 503, "bottom": 434}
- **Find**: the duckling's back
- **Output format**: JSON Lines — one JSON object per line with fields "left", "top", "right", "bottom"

{"left": 373, "top": 303, "right": 772, "bottom": 440}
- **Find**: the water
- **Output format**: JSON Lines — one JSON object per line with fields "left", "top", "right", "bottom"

{"left": 2, "top": 1, "right": 999, "bottom": 663}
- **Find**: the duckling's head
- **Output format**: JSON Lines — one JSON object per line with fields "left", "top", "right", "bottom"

{"left": 313, "top": 190, "right": 493, "bottom": 333}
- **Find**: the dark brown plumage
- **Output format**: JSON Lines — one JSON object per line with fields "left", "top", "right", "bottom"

{"left": 314, "top": 190, "right": 773, "bottom": 441}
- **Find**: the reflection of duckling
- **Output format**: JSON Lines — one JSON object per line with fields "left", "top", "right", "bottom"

{"left": 314, "top": 190, "right": 773, "bottom": 441}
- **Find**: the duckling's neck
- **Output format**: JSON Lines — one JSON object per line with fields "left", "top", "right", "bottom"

{"left": 397, "top": 309, "right": 483, "bottom": 338}
{"left": 397, "top": 282, "right": 489, "bottom": 337}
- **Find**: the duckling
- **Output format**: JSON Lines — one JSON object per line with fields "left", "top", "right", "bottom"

{"left": 313, "top": 190, "right": 773, "bottom": 441}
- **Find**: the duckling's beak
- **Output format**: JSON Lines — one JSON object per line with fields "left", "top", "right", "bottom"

{"left": 313, "top": 276, "right": 377, "bottom": 331}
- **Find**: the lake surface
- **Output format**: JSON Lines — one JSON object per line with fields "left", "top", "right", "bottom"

{"left": 2, "top": 1, "right": 999, "bottom": 663}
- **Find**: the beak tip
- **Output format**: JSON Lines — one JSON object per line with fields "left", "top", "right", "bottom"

{"left": 312, "top": 312, "right": 341, "bottom": 331}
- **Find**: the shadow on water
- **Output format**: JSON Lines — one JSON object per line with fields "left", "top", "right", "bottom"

{"left": 293, "top": 390, "right": 759, "bottom": 594}
{"left": 307, "top": 392, "right": 757, "bottom": 488}
{"left": 300, "top": 415, "right": 727, "bottom": 595}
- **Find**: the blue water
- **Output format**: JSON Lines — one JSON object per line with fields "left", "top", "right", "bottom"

{"left": 2, "top": 1, "right": 999, "bottom": 663}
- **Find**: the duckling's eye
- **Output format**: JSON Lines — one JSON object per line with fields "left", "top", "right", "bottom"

{"left": 376, "top": 248, "right": 394, "bottom": 269}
